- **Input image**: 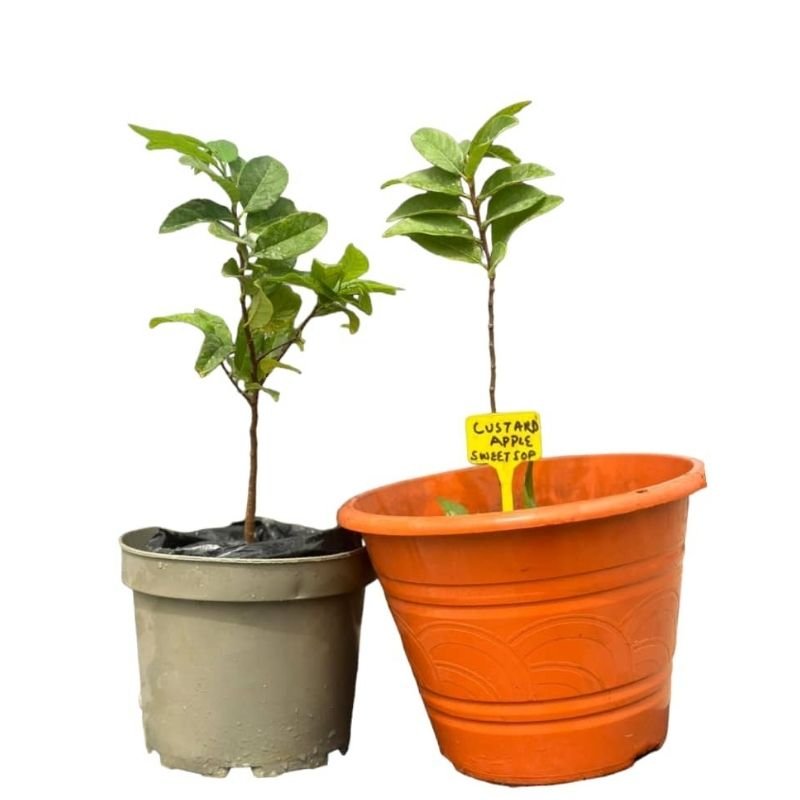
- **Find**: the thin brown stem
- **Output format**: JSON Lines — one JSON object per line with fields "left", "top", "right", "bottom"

{"left": 467, "top": 180, "right": 497, "bottom": 413}
{"left": 244, "top": 395, "right": 258, "bottom": 543}
{"left": 231, "top": 203, "right": 260, "bottom": 543}
{"left": 221, "top": 361, "right": 248, "bottom": 401}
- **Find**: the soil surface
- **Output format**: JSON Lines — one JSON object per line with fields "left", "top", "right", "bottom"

{"left": 146, "top": 518, "right": 362, "bottom": 559}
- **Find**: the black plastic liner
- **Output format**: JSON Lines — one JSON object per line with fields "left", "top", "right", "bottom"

{"left": 146, "top": 518, "right": 362, "bottom": 559}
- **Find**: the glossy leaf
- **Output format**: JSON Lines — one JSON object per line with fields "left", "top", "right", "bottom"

{"left": 381, "top": 166, "right": 463, "bottom": 196}
{"left": 491, "top": 194, "right": 564, "bottom": 246}
{"left": 149, "top": 310, "right": 233, "bottom": 376}
{"left": 159, "top": 199, "right": 234, "bottom": 233}
{"left": 340, "top": 307, "right": 360, "bottom": 333}
{"left": 238, "top": 156, "right": 289, "bottom": 212}
{"left": 246, "top": 198, "right": 297, "bottom": 232}
{"left": 486, "top": 143, "right": 520, "bottom": 165}
{"left": 208, "top": 221, "right": 245, "bottom": 243}
{"left": 233, "top": 324, "right": 255, "bottom": 382}
{"left": 437, "top": 497, "right": 469, "bottom": 516}
{"left": 384, "top": 214, "right": 474, "bottom": 239}
{"left": 259, "top": 358, "right": 301, "bottom": 379}
{"left": 228, "top": 157, "right": 246, "bottom": 181}
{"left": 130, "top": 124, "right": 213, "bottom": 164}
{"left": 408, "top": 234, "right": 483, "bottom": 264}
{"left": 358, "top": 279, "right": 400, "bottom": 295}
{"left": 411, "top": 128, "right": 464, "bottom": 175}
{"left": 252, "top": 257, "right": 297, "bottom": 277}
{"left": 489, "top": 240, "right": 507, "bottom": 271}
{"left": 485, "top": 184, "right": 547, "bottom": 224}
{"left": 386, "top": 192, "right": 468, "bottom": 222}
{"left": 340, "top": 244, "right": 370, "bottom": 281}
{"left": 206, "top": 139, "right": 238, "bottom": 163}
{"left": 221, "top": 258, "right": 240, "bottom": 277}
{"left": 260, "top": 283, "right": 302, "bottom": 333}
{"left": 464, "top": 115, "right": 518, "bottom": 178}
{"left": 479, "top": 163, "right": 554, "bottom": 199}
{"left": 254, "top": 212, "right": 328, "bottom": 259}
{"left": 247, "top": 286, "right": 274, "bottom": 331}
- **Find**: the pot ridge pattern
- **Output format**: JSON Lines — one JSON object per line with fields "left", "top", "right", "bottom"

{"left": 386, "top": 568, "right": 681, "bottom": 705}
{"left": 341, "top": 455, "right": 706, "bottom": 784}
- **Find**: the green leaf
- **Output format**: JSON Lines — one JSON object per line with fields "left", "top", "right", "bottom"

{"left": 229, "top": 157, "right": 246, "bottom": 181}
{"left": 260, "top": 283, "right": 302, "bottom": 333}
{"left": 207, "top": 221, "right": 245, "bottom": 243}
{"left": 252, "top": 257, "right": 297, "bottom": 277}
{"left": 262, "top": 387, "right": 281, "bottom": 402}
{"left": 479, "top": 163, "right": 554, "bottom": 199}
{"left": 233, "top": 324, "right": 254, "bottom": 382}
{"left": 247, "top": 286, "right": 274, "bottom": 331}
{"left": 407, "top": 234, "right": 484, "bottom": 264}
{"left": 238, "top": 156, "right": 289, "bottom": 213}
{"left": 178, "top": 155, "right": 240, "bottom": 202}
{"left": 206, "top": 139, "right": 238, "bottom": 163}
{"left": 340, "top": 244, "right": 369, "bottom": 281}
{"left": 149, "top": 310, "right": 233, "bottom": 376}
{"left": 496, "top": 100, "right": 532, "bottom": 116}
{"left": 486, "top": 144, "right": 520, "bottom": 165}
{"left": 386, "top": 192, "right": 468, "bottom": 222}
{"left": 159, "top": 199, "right": 235, "bottom": 233}
{"left": 221, "top": 258, "right": 240, "bottom": 277}
{"left": 521, "top": 462, "right": 537, "bottom": 509}
{"left": 130, "top": 124, "right": 214, "bottom": 164}
{"left": 485, "top": 184, "right": 547, "bottom": 224}
{"left": 259, "top": 358, "right": 301, "bottom": 378}
{"left": 411, "top": 128, "right": 464, "bottom": 175}
{"left": 348, "top": 290, "right": 372, "bottom": 314}
{"left": 437, "top": 497, "right": 469, "bottom": 516}
{"left": 491, "top": 194, "right": 563, "bottom": 246}
{"left": 358, "top": 279, "right": 400, "bottom": 295}
{"left": 340, "top": 307, "right": 360, "bottom": 333}
{"left": 254, "top": 212, "right": 328, "bottom": 259}
{"left": 246, "top": 198, "right": 297, "bottom": 232}
{"left": 464, "top": 115, "right": 518, "bottom": 178}
{"left": 489, "top": 241, "right": 507, "bottom": 272}
{"left": 384, "top": 214, "right": 474, "bottom": 239}
{"left": 381, "top": 166, "right": 463, "bottom": 196}
{"left": 462, "top": 102, "right": 530, "bottom": 179}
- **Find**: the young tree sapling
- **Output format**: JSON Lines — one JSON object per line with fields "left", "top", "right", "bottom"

{"left": 381, "top": 101, "right": 561, "bottom": 511}
{"left": 132, "top": 125, "right": 398, "bottom": 543}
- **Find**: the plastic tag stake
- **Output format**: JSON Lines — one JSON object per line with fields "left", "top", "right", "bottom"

{"left": 466, "top": 411, "right": 542, "bottom": 511}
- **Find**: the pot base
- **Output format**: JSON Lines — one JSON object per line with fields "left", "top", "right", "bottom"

{"left": 153, "top": 744, "right": 343, "bottom": 778}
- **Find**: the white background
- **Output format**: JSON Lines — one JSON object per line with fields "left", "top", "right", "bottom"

{"left": 2, "top": 0, "right": 798, "bottom": 797}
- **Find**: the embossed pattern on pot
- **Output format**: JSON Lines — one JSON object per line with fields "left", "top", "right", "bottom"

{"left": 339, "top": 454, "right": 706, "bottom": 784}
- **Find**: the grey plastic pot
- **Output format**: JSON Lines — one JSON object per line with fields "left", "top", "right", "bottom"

{"left": 121, "top": 528, "right": 374, "bottom": 777}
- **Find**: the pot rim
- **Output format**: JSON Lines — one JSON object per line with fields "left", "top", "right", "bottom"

{"left": 337, "top": 452, "right": 706, "bottom": 536}
{"left": 119, "top": 527, "right": 366, "bottom": 565}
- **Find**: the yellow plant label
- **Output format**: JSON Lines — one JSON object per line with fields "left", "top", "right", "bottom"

{"left": 465, "top": 411, "right": 542, "bottom": 512}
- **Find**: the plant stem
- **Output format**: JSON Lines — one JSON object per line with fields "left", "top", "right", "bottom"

{"left": 487, "top": 272, "right": 497, "bottom": 413}
{"left": 467, "top": 180, "right": 497, "bottom": 413}
{"left": 232, "top": 204, "right": 260, "bottom": 543}
{"left": 245, "top": 394, "right": 259, "bottom": 543}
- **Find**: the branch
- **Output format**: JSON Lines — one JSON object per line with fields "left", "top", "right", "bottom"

{"left": 262, "top": 303, "right": 320, "bottom": 366}
{"left": 221, "top": 361, "right": 249, "bottom": 401}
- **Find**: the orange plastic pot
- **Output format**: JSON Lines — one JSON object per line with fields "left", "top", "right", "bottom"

{"left": 338, "top": 453, "right": 706, "bottom": 785}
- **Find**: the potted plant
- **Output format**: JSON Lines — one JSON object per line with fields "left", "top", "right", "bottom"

{"left": 338, "top": 101, "right": 707, "bottom": 785}
{"left": 121, "top": 125, "right": 397, "bottom": 777}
